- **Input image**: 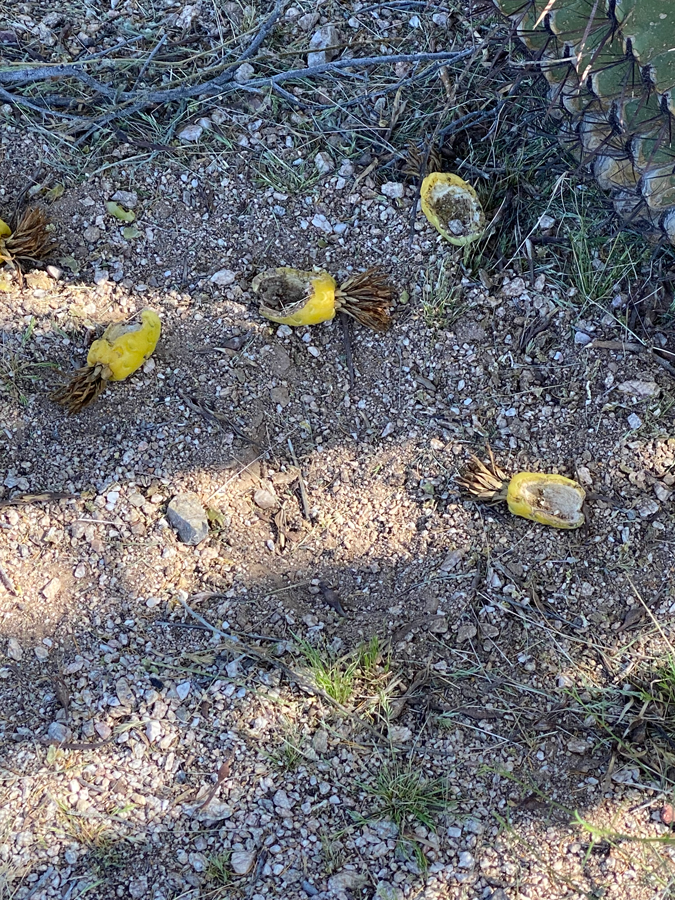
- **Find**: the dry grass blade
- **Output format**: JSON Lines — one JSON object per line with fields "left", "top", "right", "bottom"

{"left": 1, "top": 207, "right": 52, "bottom": 263}
{"left": 336, "top": 268, "right": 395, "bottom": 332}
{"left": 50, "top": 365, "right": 107, "bottom": 415}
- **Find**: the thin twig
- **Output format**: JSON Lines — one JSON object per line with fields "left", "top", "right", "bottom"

{"left": 287, "top": 438, "right": 311, "bottom": 520}
{"left": 0, "top": 48, "right": 477, "bottom": 110}
{"left": 131, "top": 33, "right": 168, "bottom": 92}
{"left": 0, "top": 565, "right": 16, "bottom": 595}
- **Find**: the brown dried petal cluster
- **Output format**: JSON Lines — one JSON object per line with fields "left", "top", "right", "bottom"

{"left": 335, "top": 267, "right": 394, "bottom": 332}
{"left": 50, "top": 365, "right": 109, "bottom": 416}
{"left": 0, "top": 207, "right": 52, "bottom": 264}
{"left": 455, "top": 449, "right": 510, "bottom": 502}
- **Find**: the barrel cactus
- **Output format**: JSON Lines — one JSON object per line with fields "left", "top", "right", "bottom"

{"left": 493, "top": 1, "right": 675, "bottom": 245}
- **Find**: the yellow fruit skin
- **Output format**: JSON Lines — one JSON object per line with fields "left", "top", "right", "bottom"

{"left": 420, "top": 172, "right": 485, "bottom": 246}
{"left": 261, "top": 269, "right": 337, "bottom": 326}
{"left": 0, "top": 219, "right": 11, "bottom": 239}
{"left": 506, "top": 472, "right": 585, "bottom": 529}
{"left": 87, "top": 309, "right": 161, "bottom": 381}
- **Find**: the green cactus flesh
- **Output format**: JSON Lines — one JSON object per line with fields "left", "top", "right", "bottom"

{"left": 492, "top": 0, "right": 675, "bottom": 242}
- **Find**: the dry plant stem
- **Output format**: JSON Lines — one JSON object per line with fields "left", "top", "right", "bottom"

{"left": 177, "top": 595, "right": 384, "bottom": 742}
{"left": 0, "top": 48, "right": 477, "bottom": 118}
{"left": 287, "top": 437, "right": 311, "bottom": 520}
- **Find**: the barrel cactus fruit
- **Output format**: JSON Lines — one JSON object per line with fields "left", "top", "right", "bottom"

{"left": 253, "top": 266, "right": 394, "bottom": 332}
{"left": 492, "top": 0, "right": 675, "bottom": 245}
{"left": 457, "top": 449, "right": 586, "bottom": 529}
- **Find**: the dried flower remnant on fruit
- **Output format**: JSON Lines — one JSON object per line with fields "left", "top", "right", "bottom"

{"left": 253, "top": 266, "right": 394, "bottom": 332}
{"left": 0, "top": 207, "right": 52, "bottom": 266}
{"left": 457, "top": 448, "right": 585, "bottom": 529}
{"left": 420, "top": 172, "right": 484, "bottom": 246}
{"left": 51, "top": 309, "right": 161, "bottom": 415}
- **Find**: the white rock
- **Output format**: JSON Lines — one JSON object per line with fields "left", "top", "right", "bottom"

{"left": 210, "top": 268, "right": 236, "bottom": 286}
{"left": 381, "top": 181, "right": 405, "bottom": 199}
{"left": 234, "top": 62, "right": 255, "bottom": 83}
{"left": 311, "top": 213, "right": 332, "bottom": 232}
{"left": 432, "top": 12, "right": 448, "bottom": 26}
{"left": 458, "top": 851, "right": 474, "bottom": 868}
{"left": 95, "top": 721, "right": 112, "bottom": 740}
{"left": 308, "top": 24, "right": 339, "bottom": 67}
{"left": 276, "top": 324, "right": 292, "bottom": 338}
{"left": 388, "top": 725, "right": 412, "bottom": 744}
{"left": 197, "top": 117, "right": 212, "bottom": 131}
{"left": 146, "top": 720, "right": 162, "bottom": 742}
{"left": 34, "top": 645, "right": 49, "bottom": 661}
{"left": 210, "top": 108, "right": 228, "bottom": 125}
{"left": 42, "top": 577, "right": 61, "bottom": 601}
{"left": 116, "top": 678, "right": 134, "bottom": 706}
{"left": 654, "top": 482, "right": 672, "bottom": 503}
{"left": 175, "top": 4, "right": 200, "bottom": 29}
{"left": 574, "top": 330, "right": 592, "bottom": 346}
{"left": 73, "top": 563, "right": 87, "bottom": 579}
{"left": 381, "top": 422, "right": 395, "bottom": 438}
{"left": 178, "top": 124, "right": 203, "bottom": 143}
{"left": 7, "top": 638, "right": 22, "bottom": 661}
{"left": 231, "top": 849, "right": 256, "bottom": 875}
{"left": 254, "top": 488, "right": 278, "bottom": 510}
{"left": 338, "top": 160, "right": 354, "bottom": 177}
{"left": 617, "top": 380, "right": 660, "bottom": 398}
{"left": 128, "top": 877, "right": 148, "bottom": 900}
{"left": 273, "top": 789, "right": 294, "bottom": 809}
{"left": 440, "top": 548, "right": 465, "bottom": 572}
{"left": 312, "top": 729, "right": 328, "bottom": 754}
{"left": 636, "top": 497, "right": 659, "bottom": 518}
{"left": 298, "top": 12, "right": 320, "bottom": 30}
{"left": 501, "top": 276, "right": 527, "bottom": 298}
{"left": 314, "top": 151, "right": 334, "bottom": 175}
{"left": 328, "top": 871, "right": 367, "bottom": 893}
{"left": 176, "top": 681, "right": 191, "bottom": 700}
{"left": 627, "top": 412, "right": 642, "bottom": 430}
{"left": 567, "top": 738, "right": 589, "bottom": 754}
{"left": 538, "top": 214, "right": 556, "bottom": 230}
{"left": 111, "top": 189, "right": 138, "bottom": 209}
{"left": 333, "top": 222, "right": 348, "bottom": 235}
{"left": 457, "top": 624, "right": 477, "bottom": 643}
{"left": 48, "top": 721, "right": 70, "bottom": 743}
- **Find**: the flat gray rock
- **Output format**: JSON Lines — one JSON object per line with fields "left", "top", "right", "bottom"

{"left": 167, "top": 493, "right": 209, "bottom": 545}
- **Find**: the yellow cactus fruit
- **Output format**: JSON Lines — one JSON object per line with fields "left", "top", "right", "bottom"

{"left": 420, "top": 172, "right": 485, "bottom": 246}
{"left": 0, "top": 207, "right": 52, "bottom": 265}
{"left": 253, "top": 268, "right": 337, "bottom": 326}
{"left": 505, "top": 472, "right": 585, "bottom": 530}
{"left": 253, "top": 266, "right": 394, "bottom": 332}
{"left": 457, "top": 449, "right": 585, "bottom": 530}
{"left": 52, "top": 309, "right": 161, "bottom": 415}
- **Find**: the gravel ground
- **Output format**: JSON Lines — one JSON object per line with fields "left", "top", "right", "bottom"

{"left": 1, "top": 5, "right": 675, "bottom": 898}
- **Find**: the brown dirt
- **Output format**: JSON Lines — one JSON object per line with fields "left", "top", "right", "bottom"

{"left": 0, "top": 37, "right": 675, "bottom": 900}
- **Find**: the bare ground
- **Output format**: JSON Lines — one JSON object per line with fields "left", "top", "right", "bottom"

{"left": 1, "top": 9, "right": 675, "bottom": 899}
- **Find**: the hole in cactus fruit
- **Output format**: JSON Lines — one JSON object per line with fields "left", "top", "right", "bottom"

{"left": 254, "top": 270, "right": 311, "bottom": 313}
{"left": 523, "top": 483, "right": 584, "bottom": 524}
